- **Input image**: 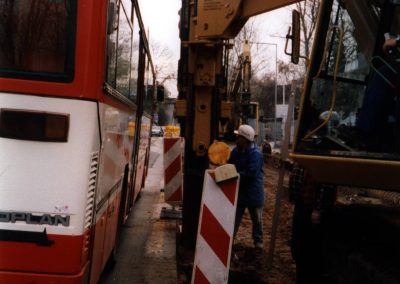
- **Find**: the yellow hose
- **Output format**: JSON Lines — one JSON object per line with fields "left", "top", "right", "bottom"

{"left": 304, "top": 26, "right": 344, "bottom": 139}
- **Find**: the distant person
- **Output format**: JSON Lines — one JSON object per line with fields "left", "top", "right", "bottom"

{"left": 261, "top": 134, "right": 272, "bottom": 155}
{"left": 228, "top": 124, "right": 265, "bottom": 249}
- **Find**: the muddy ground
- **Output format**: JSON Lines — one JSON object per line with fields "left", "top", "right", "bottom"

{"left": 230, "top": 163, "right": 296, "bottom": 284}
{"left": 178, "top": 162, "right": 297, "bottom": 284}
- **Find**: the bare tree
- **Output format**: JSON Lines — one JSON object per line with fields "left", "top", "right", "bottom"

{"left": 296, "top": 0, "right": 320, "bottom": 60}
{"left": 150, "top": 41, "right": 176, "bottom": 85}
{"left": 227, "top": 19, "right": 275, "bottom": 82}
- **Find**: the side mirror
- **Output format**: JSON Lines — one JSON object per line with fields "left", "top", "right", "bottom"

{"left": 291, "top": 10, "right": 301, "bottom": 64}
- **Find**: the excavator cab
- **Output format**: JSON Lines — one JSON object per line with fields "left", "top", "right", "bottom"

{"left": 291, "top": 0, "right": 400, "bottom": 190}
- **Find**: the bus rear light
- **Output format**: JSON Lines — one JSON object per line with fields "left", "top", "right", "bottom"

{"left": 0, "top": 109, "right": 69, "bottom": 142}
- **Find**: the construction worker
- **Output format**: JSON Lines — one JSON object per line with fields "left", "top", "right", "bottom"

{"left": 229, "top": 124, "right": 265, "bottom": 249}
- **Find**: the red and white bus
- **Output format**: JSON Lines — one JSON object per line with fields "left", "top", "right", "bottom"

{"left": 0, "top": 0, "right": 157, "bottom": 283}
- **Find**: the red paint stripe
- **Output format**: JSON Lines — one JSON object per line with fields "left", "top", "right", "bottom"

{"left": 208, "top": 172, "right": 237, "bottom": 205}
{"left": 193, "top": 266, "right": 211, "bottom": 284}
{"left": 164, "top": 138, "right": 180, "bottom": 153}
{"left": 219, "top": 178, "right": 238, "bottom": 206}
{"left": 167, "top": 186, "right": 182, "bottom": 202}
{"left": 200, "top": 205, "right": 230, "bottom": 266}
{"left": 0, "top": 234, "right": 85, "bottom": 274}
{"left": 165, "top": 156, "right": 181, "bottom": 184}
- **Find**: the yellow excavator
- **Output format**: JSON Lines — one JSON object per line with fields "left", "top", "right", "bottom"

{"left": 224, "top": 40, "right": 259, "bottom": 140}
{"left": 176, "top": 0, "right": 400, "bottom": 282}
{"left": 290, "top": 1, "right": 400, "bottom": 283}
{"left": 175, "top": 0, "right": 300, "bottom": 249}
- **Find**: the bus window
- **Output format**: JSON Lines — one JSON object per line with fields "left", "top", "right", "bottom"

{"left": 0, "top": 0, "right": 76, "bottom": 81}
{"left": 130, "top": 9, "right": 140, "bottom": 102}
{"left": 116, "top": 4, "right": 133, "bottom": 98}
{"left": 144, "top": 56, "right": 154, "bottom": 114}
{"left": 106, "top": 0, "right": 118, "bottom": 88}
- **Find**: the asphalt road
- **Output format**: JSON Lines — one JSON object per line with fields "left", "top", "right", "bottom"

{"left": 99, "top": 137, "right": 177, "bottom": 284}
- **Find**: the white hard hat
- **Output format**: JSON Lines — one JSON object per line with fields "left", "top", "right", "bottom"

{"left": 234, "top": 124, "right": 255, "bottom": 142}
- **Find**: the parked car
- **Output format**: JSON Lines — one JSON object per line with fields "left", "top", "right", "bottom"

{"left": 151, "top": 125, "right": 163, "bottom": 137}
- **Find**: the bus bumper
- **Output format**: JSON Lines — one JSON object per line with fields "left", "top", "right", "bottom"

{"left": 0, "top": 262, "right": 89, "bottom": 284}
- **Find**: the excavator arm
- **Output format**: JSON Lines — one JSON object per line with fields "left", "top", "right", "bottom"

{"left": 196, "top": 0, "right": 301, "bottom": 39}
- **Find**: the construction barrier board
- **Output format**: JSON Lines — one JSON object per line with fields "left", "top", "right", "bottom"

{"left": 163, "top": 137, "right": 184, "bottom": 206}
{"left": 191, "top": 170, "right": 239, "bottom": 284}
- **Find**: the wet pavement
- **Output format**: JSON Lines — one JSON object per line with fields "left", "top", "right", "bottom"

{"left": 99, "top": 137, "right": 178, "bottom": 284}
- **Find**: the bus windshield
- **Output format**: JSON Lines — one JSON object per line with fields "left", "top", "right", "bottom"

{"left": 0, "top": 0, "right": 76, "bottom": 82}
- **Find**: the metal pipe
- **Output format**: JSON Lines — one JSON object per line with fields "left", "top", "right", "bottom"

{"left": 250, "top": 41, "right": 278, "bottom": 147}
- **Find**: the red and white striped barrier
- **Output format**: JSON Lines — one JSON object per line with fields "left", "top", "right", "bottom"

{"left": 163, "top": 137, "right": 184, "bottom": 206}
{"left": 191, "top": 170, "right": 239, "bottom": 284}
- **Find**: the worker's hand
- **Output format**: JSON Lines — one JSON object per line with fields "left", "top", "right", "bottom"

{"left": 383, "top": 38, "right": 397, "bottom": 54}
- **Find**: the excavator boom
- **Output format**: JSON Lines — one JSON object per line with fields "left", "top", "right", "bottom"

{"left": 196, "top": 0, "right": 301, "bottom": 39}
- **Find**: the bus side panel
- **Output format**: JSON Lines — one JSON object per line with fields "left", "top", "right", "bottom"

{"left": 133, "top": 115, "right": 152, "bottom": 200}
{"left": 89, "top": 204, "right": 108, "bottom": 284}
{"left": 89, "top": 162, "right": 123, "bottom": 284}
{"left": 96, "top": 103, "right": 136, "bottom": 206}
{"left": 88, "top": 102, "right": 134, "bottom": 282}
{"left": 103, "top": 190, "right": 122, "bottom": 261}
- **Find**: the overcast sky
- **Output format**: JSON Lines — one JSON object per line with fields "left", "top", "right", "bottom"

{"left": 138, "top": 0, "right": 181, "bottom": 59}
{"left": 137, "top": 0, "right": 295, "bottom": 96}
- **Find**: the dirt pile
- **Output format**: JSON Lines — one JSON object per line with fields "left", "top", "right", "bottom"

{"left": 231, "top": 164, "right": 296, "bottom": 284}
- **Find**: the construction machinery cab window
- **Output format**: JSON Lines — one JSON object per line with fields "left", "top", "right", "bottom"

{"left": 296, "top": 0, "right": 400, "bottom": 161}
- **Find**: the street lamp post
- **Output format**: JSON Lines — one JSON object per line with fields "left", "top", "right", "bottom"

{"left": 251, "top": 42, "right": 278, "bottom": 147}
